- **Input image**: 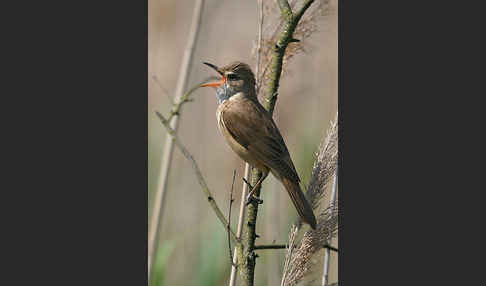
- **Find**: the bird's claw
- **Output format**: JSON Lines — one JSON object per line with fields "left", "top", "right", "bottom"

{"left": 245, "top": 195, "right": 263, "bottom": 206}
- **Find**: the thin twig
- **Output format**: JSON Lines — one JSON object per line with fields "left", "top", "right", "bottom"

{"left": 228, "top": 170, "right": 237, "bottom": 267}
{"left": 255, "top": 244, "right": 288, "bottom": 250}
{"left": 151, "top": 74, "right": 173, "bottom": 104}
{"left": 150, "top": 73, "right": 218, "bottom": 266}
{"left": 148, "top": 0, "right": 205, "bottom": 280}
{"left": 164, "top": 78, "right": 213, "bottom": 123}
{"left": 323, "top": 244, "right": 338, "bottom": 253}
{"left": 229, "top": 164, "right": 251, "bottom": 286}
{"left": 277, "top": 0, "right": 293, "bottom": 19}
{"left": 322, "top": 170, "right": 338, "bottom": 286}
{"left": 154, "top": 111, "right": 238, "bottom": 243}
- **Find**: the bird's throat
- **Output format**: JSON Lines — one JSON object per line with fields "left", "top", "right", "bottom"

{"left": 216, "top": 87, "right": 231, "bottom": 104}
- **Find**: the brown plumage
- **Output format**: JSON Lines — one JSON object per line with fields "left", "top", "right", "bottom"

{"left": 201, "top": 61, "right": 317, "bottom": 229}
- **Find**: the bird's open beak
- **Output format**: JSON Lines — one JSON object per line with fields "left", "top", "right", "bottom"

{"left": 200, "top": 62, "right": 225, "bottom": 87}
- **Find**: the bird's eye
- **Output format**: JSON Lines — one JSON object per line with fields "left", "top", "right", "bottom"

{"left": 226, "top": 73, "right": 238, "bottom": 80}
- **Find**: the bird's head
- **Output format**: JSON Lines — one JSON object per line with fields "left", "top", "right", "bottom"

{"left": 200, "top": 61, "right": 256, "bottom": 103}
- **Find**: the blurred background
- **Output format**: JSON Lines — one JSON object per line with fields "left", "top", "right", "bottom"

{"left": 148, "top": 0, "right": 338, "bottom": 285}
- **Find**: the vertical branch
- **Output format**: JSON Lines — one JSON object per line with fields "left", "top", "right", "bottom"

{"left": 322, "top": 170, "right": 338, "bottom": 286}
{"left": 228, "top": 170, "right": 237, "bottom": 266}
{"left": 229, "top": 164, "right": 250, "bottom": 286}
{"left": 265, "top": 0, "right": 315, "bottom": 114}
{"left": 242, "top": 1, "right": 317, "bottom": 285}
{"left": 148, "top": 0, "right": 205, "bottom": 279}
{"left": 243, "top": 167, "right": 264, "bottom": 285}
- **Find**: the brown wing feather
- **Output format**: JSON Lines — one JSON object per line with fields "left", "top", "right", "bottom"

{"left": 221, "top": 97, "right": 300, "bottom": 183}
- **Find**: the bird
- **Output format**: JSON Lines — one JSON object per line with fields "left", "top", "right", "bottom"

{"left": 200, "top": 61, "right": 317, "bottom": 229}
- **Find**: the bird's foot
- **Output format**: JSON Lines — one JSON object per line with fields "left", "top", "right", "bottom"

{"left": 245, "top": 194, "right": 263, "bottom": 206}
{"left": 242, "top": 178, "right": 263, "bottom": 205}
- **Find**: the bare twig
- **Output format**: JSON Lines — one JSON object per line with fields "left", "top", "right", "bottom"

{"left": 255, "top": 244, "right": 288, "bottom": 250}
{"left": 150, "top": 75, "right": 218, "bottom": 281}
{"left": 229, "top": 164, "right": 251, "bottom": 286}
{"left": 148, "top": 0, "right": 205, "bottom": 280}
{"left": 323, "top": 243, "right": 338, "bottom": 253}
{"left": 151, "top": 74, "right": 173, "bottom": 104}
{"left": 162, "top": 77, "right": 218, "bottom": 124}
{"left": 322, "top": 170, "right": 338, "bottom": 286}
{"left": 228, "top": 170, "right": 237, "bottom": 267}
{"left": 277, "top": 0, "right": 293, "bottom": 19}
{"left": 155, "top": 111, "right": 238, "bottom": 244}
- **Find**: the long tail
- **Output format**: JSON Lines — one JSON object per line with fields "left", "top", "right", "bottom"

{"left": 281, "top": 177, "right": 317, "bottom": 229}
